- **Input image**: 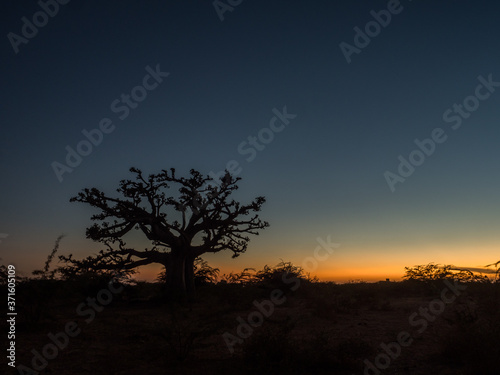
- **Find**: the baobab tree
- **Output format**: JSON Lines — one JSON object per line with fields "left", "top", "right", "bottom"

{"left": 64, "top": 167, "right": 269, "bottom": 299}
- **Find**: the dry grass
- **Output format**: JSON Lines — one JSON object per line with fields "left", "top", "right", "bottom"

{"left": 2, "top": 277, "right": 498, "bottom": 374}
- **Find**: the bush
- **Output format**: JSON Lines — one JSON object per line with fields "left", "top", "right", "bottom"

{"left": 404, "top": 263, "right": 489, "bottom": 283}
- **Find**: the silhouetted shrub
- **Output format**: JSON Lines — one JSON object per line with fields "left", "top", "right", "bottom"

{"left": 157, "top": 257, "right": 220, "bottom": 287}
{"left": 404, "top": 263, "right": 489, "bottom": 283}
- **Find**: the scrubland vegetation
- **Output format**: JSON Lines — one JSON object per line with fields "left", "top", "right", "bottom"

{"left": 1, "top": 260, "right": 498, "bottom": 374}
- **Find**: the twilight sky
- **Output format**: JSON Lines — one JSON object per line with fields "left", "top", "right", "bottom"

{"left": 1, "top": 0, "right": 500, "bottom": 282}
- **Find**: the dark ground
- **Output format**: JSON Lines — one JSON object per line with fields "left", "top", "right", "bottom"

{"left": 2, "top": 278, "right": 499, "bottom": 375}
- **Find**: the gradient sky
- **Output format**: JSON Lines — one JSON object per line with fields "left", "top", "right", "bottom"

{"left": 1, "top": 0, "right": 500, "bottom": 282}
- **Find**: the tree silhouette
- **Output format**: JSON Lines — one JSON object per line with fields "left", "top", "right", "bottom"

{"left": 64, "top": 167, "right": 269, "bottom": 299}
{"left": 403, "top": 263, "right": 489, "bottom": 282}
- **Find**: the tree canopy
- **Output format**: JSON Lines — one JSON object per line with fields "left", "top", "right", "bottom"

{"left": 63, "top": 167, "right": 269, "bottom": 299}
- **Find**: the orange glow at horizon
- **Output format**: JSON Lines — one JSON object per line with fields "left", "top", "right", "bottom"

{"left": 131, "top": 242, "right": 499, "bottom": 284}
{"left": 7, "top": 238, "right": 498, "bottom": 284}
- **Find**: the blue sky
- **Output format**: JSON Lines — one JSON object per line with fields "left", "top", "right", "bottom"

{"left": 1, "top": 0, "right": 500, "bottom": 281}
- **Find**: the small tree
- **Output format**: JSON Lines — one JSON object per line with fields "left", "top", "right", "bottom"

{"left": 64, "top": 167, "right": 269, "bottom": 299}
{"left": 403, "top": 263, "right": 489, "bottom": 282}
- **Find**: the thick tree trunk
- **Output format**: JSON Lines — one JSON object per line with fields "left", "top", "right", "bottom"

{"left": 184, "top": 255, "right": 196, "bottom": 300}
{"left": 165, "top": 252, "right": 186, "bottom": 300}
